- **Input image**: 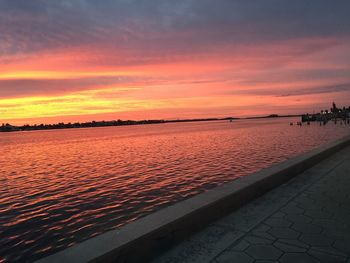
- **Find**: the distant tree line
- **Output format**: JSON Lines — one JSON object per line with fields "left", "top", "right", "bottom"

{"left": 0, "top": 119, "right": 165, "bottom": 132}
{"left": 0, "top": 117, "right": 231, "bottom": 132}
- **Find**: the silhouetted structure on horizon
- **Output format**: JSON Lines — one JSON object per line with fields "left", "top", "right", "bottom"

{"left": 301, "top": 102, "right": 350, "bottom": 124}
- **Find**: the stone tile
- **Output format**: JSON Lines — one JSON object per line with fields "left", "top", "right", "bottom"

{"left": 280, "top": 253, "right": 319, "bottom": 263}
{"left": 280, "top": 205, "right": 304, "bottom": 215}
{"left": 268, "top": 227, "right": 300, "bottom": 239}
{"left": 152, "top": 227, "right": 244, "bottom": 263}
{"left": 312, "top": 219, "right": 338, "bottom": 228}
{"left": 274, "top": 241, "right": 307, "bottom": 253}
{"left": 323, "top": 228, "right": 350, "bottom": 239}
{"left": 270, "top": 211, "right": 286, "bottom": 218}
{"left": 294, "top": 195, "right": 316, "bottom": 204}
{"left": 230, "top": 240, "right": 250, "bottom": 252}
{"left": 334, "top": 214, "right": 350, "bottom": 225}
{"left": 216, "top": 213, "right": 259, "bottom": 232}
{"left": 252, "top": 224, "right": 271, "bottom": 233}
{"left": 309, "top": 249, "right": 347, "bottom": 262}
{"left": 243, "top": 235, "right": 273, "bottom": 245}
{"left": 265, "top": 218, "right": 292, "bottom": 228}
{"left": 300, "top": 234, "right": 334, "bottom": 247}
{"left": 285, "top": 214, "right": 312, "bottom": 224}
{"left": 333, "top": 239, "right": 350, "bottom": 254}
{"left": 277, "top": 238, "right": 310, "bottom": 249}
{"left": 291, "top": 223, "right": 323, "bottom": 234}
{"left": 304, "top": 210, "right": 333, "bottom": 219}
{"left": 245, "top": 245, "right": 282, "bottom": 260}
{"left": 333, "top": 210, "right": 350, "bottom": 220}
{"left": 215, "top": 251, "right": 254, "bottom": 263}
{"left": 311, "top": 246, "right": 347, "bottom": 257}
{"left": 251, "top": 231, "right": 276, "bottom": 241}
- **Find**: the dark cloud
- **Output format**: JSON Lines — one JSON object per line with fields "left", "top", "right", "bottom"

{"left": 225, "top": 83, "right": 350, "bottom": 97}
{"left": 1, "top": 0, "right": 349, "bottom": 57}
{"left": 237, "top": 69, "right": 350, "bottom": 86}
{"left": 1, "top": 0, "right": 349, "bottom": 110}
{"left": 277, "top": 83, "right": 350, "bottom": 97}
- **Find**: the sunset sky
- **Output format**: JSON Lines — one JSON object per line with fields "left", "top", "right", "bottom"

{"left": 1, "top": 0, "right": 350, "bottom": 124}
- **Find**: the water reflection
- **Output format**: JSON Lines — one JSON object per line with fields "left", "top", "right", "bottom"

{"left": 0, "top": 117, "right": 349, "bottom": 262}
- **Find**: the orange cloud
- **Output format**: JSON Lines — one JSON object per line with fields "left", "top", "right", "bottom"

{"left": 1, "top": 35, "right": 349, "bottom": 124}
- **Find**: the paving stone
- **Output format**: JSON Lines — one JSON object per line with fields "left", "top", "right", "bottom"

{"left": 334, "top": 215, "right": 350, "bottom": 225}
{"left": 265, "top": 218, "right": 292, "bottom": 228}
{"left": 295, "top": 202, "right": 320, "bottom": 211}
{"left": 243, "top": 235, "right": 273, "bottom": 245}
{"left": 216, "top": 213, "right": 259, "bottom": 232}
{"left": 333, "top": 239, "right": 350, "bottom": 254}
{"left": 312, "top": 219, "right": 338, "bottom": 228}
{"left": 304, "top": 210, "right": 333, "bottom": 219}
{"left": 252, "top": 224, "right": 270, "bottom": 233}
{"left": 291, "top": 223, "right": 323, "bottom": 234}
{"left": 333, "top": 211, "right": 350, "bottom": 220}
{"left": 152, "top": 227, "right": 244, "bottom": 263}
{"left": 270, "top": 212, "right": 286, "bottom": 218}
{"left": 323, "top": 228, "right": 350, "bottom": 239}
{"left": 311, "top": 246, "right": 347, "bottom": 257}
{"left": 251, "top": 231, "right": 276, "bottom": 241}
{"left": 230, "top": 240, "right": 250, "bottom": 252}
{"left": 300, "top": 234, "right": 334, "bottom": 247}
{"left": 245, "top": 245, "right": 282, "bottom": 260}
{"left": 215, "top": 251, "right": 254, "bottom": 263}
{"left": 279, "top": 253, "right": 320, "bottom": 263}
{"left": 285, "top": 214, "right": 312, "bottom": 224}
{"left": 309, "top": 249, "right": 347, "bottom": 262}
{"left": 277, "top": 238, "right": 310, "bottom": 249}
{"left": 268, "top": 227, "right": 300, "bottom": 239}
{"left": 274, "top": 241, "right": 307, "bottom": 252}
{"left": 281, "top": 205, "right": 304, "bottom": 215}
{"left": 294, "top": 196, "right": 316, "bottom": 205}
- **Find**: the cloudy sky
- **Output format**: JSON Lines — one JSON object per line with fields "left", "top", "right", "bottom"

{"left": 0, "top": 0, "right": 349, "bottom": 124}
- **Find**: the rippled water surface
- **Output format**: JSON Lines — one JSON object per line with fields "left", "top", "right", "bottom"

{"left": 1, "top": 118, "right": 350, "bottom": 262}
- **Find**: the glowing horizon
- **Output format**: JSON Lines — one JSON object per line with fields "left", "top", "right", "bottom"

{"left": 1, "top": 1, "right": 350, "bottom": 125}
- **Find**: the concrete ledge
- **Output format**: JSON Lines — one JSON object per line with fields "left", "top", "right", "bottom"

{"left": 36, "top": 135, "right": 350, "bottom": 263}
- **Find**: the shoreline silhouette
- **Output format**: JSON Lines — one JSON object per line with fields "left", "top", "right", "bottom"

{"left": 0, "top": 114, "right": 300, "bottom": 133}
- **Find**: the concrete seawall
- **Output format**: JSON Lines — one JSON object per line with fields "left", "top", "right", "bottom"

{"left": 36, "top": 135, "right": 350, "bottom": 263}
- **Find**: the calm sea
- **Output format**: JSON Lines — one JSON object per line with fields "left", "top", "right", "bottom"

{"left": 1, "top": 117, "right": 349, "bottom": 262}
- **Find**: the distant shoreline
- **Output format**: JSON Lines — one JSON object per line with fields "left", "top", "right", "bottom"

{"left": 243, "top": 114, "right": 300, "bottom": 120}
{"left": 0, "top": 114, "right": 300, "bottom": 133}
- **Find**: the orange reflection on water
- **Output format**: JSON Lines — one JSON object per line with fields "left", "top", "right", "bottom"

{"left": 0, "top": 118, "right": 350, "bottom": 262}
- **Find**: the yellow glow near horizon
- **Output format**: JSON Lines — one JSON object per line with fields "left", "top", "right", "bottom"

{"left": 0, "top": 91, "right": 168, "bottom": 121}
{"left": 0, "top": 70, "right": 143, "bottom": 80}
{"left": 0, "top": 82, "right": 245, "bottom": 121}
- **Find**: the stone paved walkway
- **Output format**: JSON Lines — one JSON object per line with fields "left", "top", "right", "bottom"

{"left": 152, "top": 146, "right": 350, "bottom": 263}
